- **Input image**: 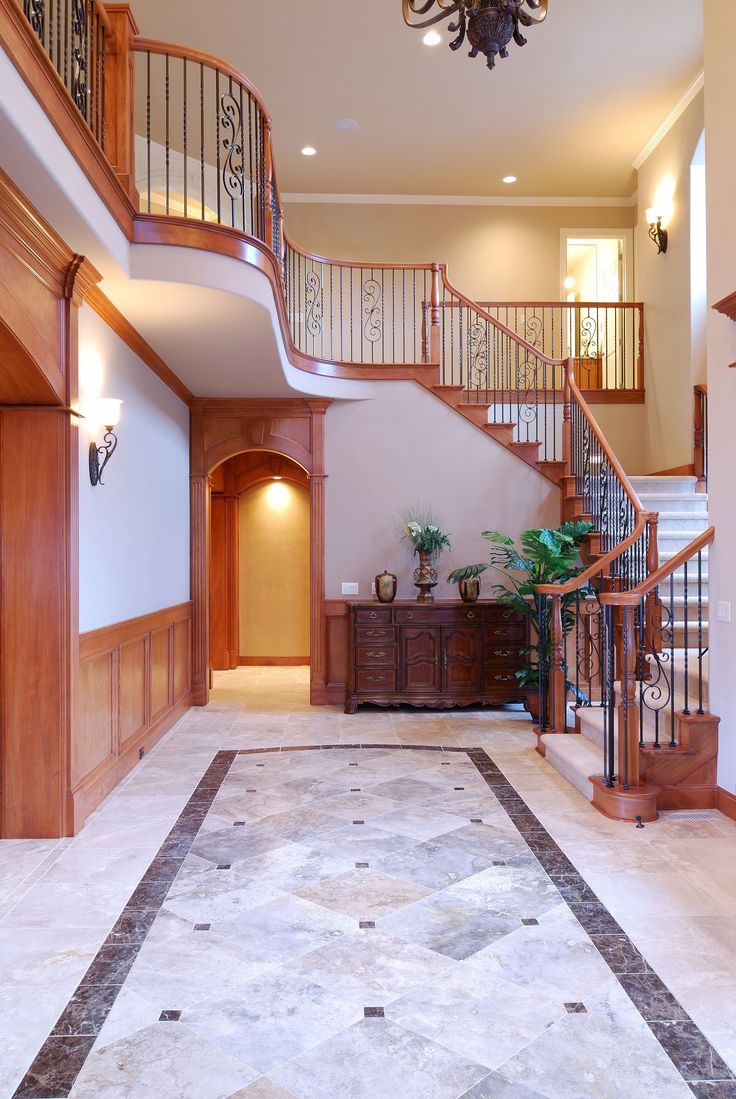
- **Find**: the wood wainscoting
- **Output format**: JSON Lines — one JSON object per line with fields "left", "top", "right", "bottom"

{"left": 73, "top": 602, "right": 192, "bottom": 833}
{"left": 323, "top": 600, "right": 349, "bottom": 705}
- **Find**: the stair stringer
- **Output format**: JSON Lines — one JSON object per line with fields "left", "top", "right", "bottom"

{"left": 417, "top": 379, "right": 563, "bottom": 488}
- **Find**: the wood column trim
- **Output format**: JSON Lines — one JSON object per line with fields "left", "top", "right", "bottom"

{"left": 102, "top": 5, "right": 140, "bottom": 204}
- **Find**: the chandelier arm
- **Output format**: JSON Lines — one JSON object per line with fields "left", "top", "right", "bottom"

{"left": 517, "top": 0, "right": 548, "bottom": 26}
{"left": 402, "top": 0, "right": 463, "bottom": 30}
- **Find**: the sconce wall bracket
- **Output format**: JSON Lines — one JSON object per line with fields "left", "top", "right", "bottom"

{"left": 649, "top": 217, "right": 668, "bottom": 255}
{"left": 89, "top": 429, "right": 118, "bottom": 486}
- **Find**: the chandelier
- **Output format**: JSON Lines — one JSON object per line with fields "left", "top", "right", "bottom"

{"left": 402, "top": 1, "right": 549, "bottom": 71}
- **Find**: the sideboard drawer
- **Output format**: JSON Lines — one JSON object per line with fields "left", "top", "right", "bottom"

{"left": 484, "top": 667, "right": 522, "bottom": 691}
{"left": 485, "top": 623, "right": 526, "bottom": 642}
{"left": 356, "top": 607, "right": 393, "bottom": 624}
{"left": 356, "top": 626, "right": 397, "bottom": 643}
{"left": 485, "top": 643, "right": 524, "bottom": 665}
{"left": 395, "top": 607, "right": 483, "bottom": 625}
{"left": 356, "top": 669, "right": 397, "bottom": 692}
{"left": 356, "top": 644, "right": 398, "bottom": 667}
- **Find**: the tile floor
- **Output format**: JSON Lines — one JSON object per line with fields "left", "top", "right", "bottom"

{"left": 2, "top": 667, "right": 736, "bottom": 1098}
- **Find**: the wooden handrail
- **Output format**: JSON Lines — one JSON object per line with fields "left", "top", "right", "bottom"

{"left": 130, "top": 36, "right": 272, "bottom": 120}
{"left": 93, "top": 0, "right": 112, "bottom": 35}
{"left": 536, "top": 361, "right": 651, "bottom": 592}
{"left": 439, "top": 271, "right": 566, "bottom": 367}
{"left": 461, "top": 300, "right": 644, "bottom": 310}
{"left": 599, "top": 527, "right": 715, "bottom": 607}
{"left": 283, "top": 234, "right": 438, "bottom": 273}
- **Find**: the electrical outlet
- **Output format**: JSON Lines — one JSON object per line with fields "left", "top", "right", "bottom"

{"left": 717, "top": 601, "right": 732, "bottom": 623}
{"left": 342, "top": 582, "right": 359, "bottom": 596}
{"left": 371, "top": 581, "right": 376, "bottom": 595}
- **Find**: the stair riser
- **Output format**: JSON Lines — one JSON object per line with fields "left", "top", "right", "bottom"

{"left": 656, "top": 515, "right": 710, "bottom": 533}
{"left": 659, "top": 533, "right": 710, "bottom": 554}
{"left": 630, "top": 477, "right": 698, "bottom": 494}
{"left": 638, "top": 495, "right": 709, "bottom": 514}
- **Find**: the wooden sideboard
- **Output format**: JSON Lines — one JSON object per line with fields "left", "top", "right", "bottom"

{"left": 345, "top": 600, "right": 528, "bottom": 713}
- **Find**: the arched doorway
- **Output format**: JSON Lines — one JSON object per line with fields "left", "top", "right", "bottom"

{"left": 189, "top": 398, "right": 330, "bottom": 707}
{"left": 209, "top": 451, "right": 311, "bottom": 675}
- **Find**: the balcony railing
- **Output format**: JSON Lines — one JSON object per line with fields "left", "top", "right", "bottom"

{"left": 433, "top": 300, "right": 644, "bottom": 393}
{"left": 21, "top": 0, "right": 110, "bottom": 149}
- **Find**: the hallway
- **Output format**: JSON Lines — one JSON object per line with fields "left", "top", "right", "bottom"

{"left": 2, "top": 670, "right": 736, "bottom": 1098}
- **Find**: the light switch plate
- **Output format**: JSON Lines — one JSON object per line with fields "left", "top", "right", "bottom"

{"left": 342, "top": 582, "right": 359, "bottom": 596}
{"left": 717, "top": 601, "right": 732, "bottom": 623}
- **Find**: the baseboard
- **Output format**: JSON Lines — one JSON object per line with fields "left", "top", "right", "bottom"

{"left": 66, "top": 692, "right": 192, "bottom": 835}
{"left": 656, "top": 784, "right": 718, "bottom": 811}
{"left": 717, "top": 786, "right": 736, "bottom": 822}
{"left": 238, "top": 657, "right": 310, "bottom": 666}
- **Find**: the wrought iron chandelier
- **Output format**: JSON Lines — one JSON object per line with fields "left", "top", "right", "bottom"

{"left": 402, "top": 0, "right": 549, "bottom": 71}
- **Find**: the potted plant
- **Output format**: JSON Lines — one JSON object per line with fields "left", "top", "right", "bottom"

{"left": 448, "top": 522, "right": 594, "bottom": 719}
{"left": 403, "top": 508, "right": 452, "bottom": 603}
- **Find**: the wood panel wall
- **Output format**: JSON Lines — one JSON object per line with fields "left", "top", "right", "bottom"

{"left": 73, "top": 602, "right": 192, "bottom": 832}
{"left": 323, "top": 600, "right": 348, "bottom": 705}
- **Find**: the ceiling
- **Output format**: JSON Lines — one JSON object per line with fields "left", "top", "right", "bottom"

{"left": 131, "top": 0, "right": 703, "bottom": 198}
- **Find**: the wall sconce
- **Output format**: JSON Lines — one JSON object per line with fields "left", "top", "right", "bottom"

{"left": 646, "top": 207, "right": 669, "bottom": 255}
{"left": 88, "top": 397, "right": 123, "bottom": 486}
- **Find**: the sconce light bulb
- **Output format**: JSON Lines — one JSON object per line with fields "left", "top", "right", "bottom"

{"left": 645, "top": 207, "right": 658, "bottom": 226}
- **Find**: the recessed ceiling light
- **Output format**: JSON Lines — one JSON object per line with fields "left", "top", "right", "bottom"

{"left": 301, "top": 146, "right": 317, "bottom": 157}
{"left": 335, "top": 118, "right": 358, "bottom": 132}
{"left": 423, "top": 30, "right": 442, "bottom": 46}
{"left": 502, "top": 175, "right": 518, "bottom": 184}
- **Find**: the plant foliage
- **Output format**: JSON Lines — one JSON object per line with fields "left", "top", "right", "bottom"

{"left": 448, "top": 522, "right": 595, "bottom": 698}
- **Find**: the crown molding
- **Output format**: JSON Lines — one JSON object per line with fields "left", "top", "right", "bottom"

{"left": 633, "top": 71, "right": 705, "bottom": 171}
{"left": 281, "top": 192, "right": 637, "bottom": 208}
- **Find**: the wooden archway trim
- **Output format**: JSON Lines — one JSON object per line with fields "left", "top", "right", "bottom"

{"left": 190, "top": 398, "right": 330, "bottom": 707}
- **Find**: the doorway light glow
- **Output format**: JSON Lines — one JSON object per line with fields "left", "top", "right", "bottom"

{"left": 266, "top": 481, "right": 290, "bottom": 511}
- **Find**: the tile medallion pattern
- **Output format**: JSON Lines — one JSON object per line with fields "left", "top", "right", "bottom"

{"left": 11, "top": 743, "right": 736, "bottom": 1099}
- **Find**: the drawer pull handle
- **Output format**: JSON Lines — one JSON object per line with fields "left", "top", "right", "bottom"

{"left": 365, "top": 630, "right": 386, "bottom": 639}
{"left": 366, "top": 675, "right": 385, "bottom": 683}
{"left": 369, "top": 611, "right": 378, "bottom": 620}
{"left": 493, "top": 628, "right": 511, "bottom": 637}
{"left": 494, "top": 649, "right": 513, "bottom": 657}
{"left": 406, "top": 611, "right": 414, "bottom": 619}
{"left": 366, "top": 650, "right": 387, "bottom": 658}
{"left": 467, "top": 611, "right": 476, "bottom": 619}
{"left": 494, "top": 673, "right": 517, "bottom": 682}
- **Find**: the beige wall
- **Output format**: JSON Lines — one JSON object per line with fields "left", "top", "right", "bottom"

{"left": 324, "top": 382, "right": 560, "bottom": 601}
{"left": 704, "top": 8, "right": 736, "bottom": 793}
{"left": 285, "top": 201, "right": 635, "bottom": 303}
{"left": 634, "top": 90, "right": 705, "bottom": 472}
{"left": 238, "top": 482, "right": 310, "bottom": 659}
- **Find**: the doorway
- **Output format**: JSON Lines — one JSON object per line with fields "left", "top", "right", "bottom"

{"left": 561, "top": 229, "right": 632, "bottom": 301}
{"left": 209, "top": 451, "right": 310, "bottom": 675}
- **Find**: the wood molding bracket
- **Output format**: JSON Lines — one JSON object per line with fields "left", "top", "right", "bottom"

{"left": 713, "top": 290, "right": 736, "bottom": 322}
{"left": 86, "top": 286, "right": 194, "bottom": 406}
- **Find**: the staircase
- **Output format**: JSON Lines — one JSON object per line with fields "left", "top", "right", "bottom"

{"left": 541, "top": 474, "right": 715, "bottom": 816}
{"left": 630, "top": 475, "right": 709, "bottom": 649}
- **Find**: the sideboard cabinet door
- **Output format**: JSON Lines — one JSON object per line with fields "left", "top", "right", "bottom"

{"left": 442, "top": 627, "right": 481, "bottom": 693}
{"left": 400, "top": 627, "right": 442, "bottom": 694}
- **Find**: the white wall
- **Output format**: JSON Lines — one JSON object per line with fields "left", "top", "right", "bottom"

{"left": 634, "top": 90, "right": 704, "bottom": 472}
{"left": 324, "top": 382, "right": 560, "bottom": 602}
{"left": 78, "top": 306, "right": 190, "bottom": 632}
{"left": 703, "top": 7, "right": 736, "bottom": 794}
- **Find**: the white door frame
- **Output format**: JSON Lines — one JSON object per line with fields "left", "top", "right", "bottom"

{"left": 560, "top": 228, "right": 635, "bottom": 301}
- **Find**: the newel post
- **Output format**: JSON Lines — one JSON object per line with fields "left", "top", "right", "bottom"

{"left": 548, "top": 594, "right": 567, "bottom": 733}
{"left": 429, "top": 264, "right": 441, "bottom": 368}
{"left": 102, "top": 5, "right": 139, "bottom": 205}
{"left": 636, "top": 305, "right": 645, "bottom": 390}
{"left": 264, "top": 119, "right": 275, "bottom": 252}
{"left": 644, "top": 513, "right": 660, "bottom": 655}
{"left": 562, "top": 358, "right": 572, "bottom": 478}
